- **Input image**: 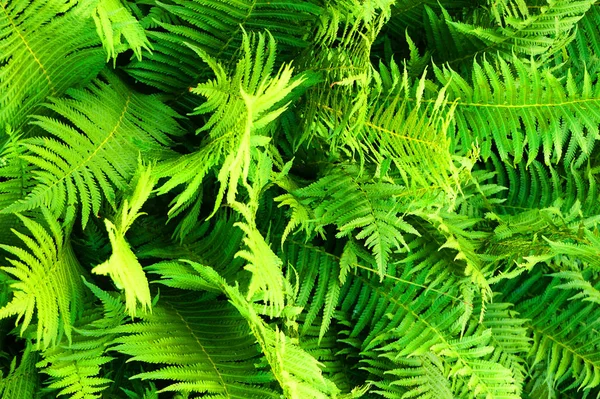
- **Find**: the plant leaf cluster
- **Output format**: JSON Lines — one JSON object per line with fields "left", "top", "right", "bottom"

{"left": 2, "top": 1, "right": 600, "bottom": 398}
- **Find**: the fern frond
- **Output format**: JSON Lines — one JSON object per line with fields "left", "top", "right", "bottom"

{"left": 450, "top": 0, "right": 595, "bottom": 59}
{"left": 110, "top": 291, "right": 280, "bottom": 398}
{"left": 377, "top": 353, "right": 453, "bottom": 399}
{"left": 93, "top": 0, "right": 152, "bottom": 63}
{"left": 235, "top": 220, "right": 290, "bottom": 317}
{"left": 0, "top": 127, "right": 36, "bottom": 247}
{"left": 285, "top": 164, "right": 421, "bottom": 278}
{"left": 485, "top": 0, "right": 529, "bottom": 25}
{"left": 0, "top": 344, "right": 39, "bottom": 399}
{"left": 6, "top": 71, "right": 182, "bottom": 227}
{"left": 387, "top": 0, "right": 473, "bottom": 35}
{"left": 92, "top": 164, "right": 156, "bottom": 317}
{"left": 511, "top": 273, "right": 600, "bottom": 392}
{"left": 435, "top": 54, "right": 600, "bottom": 166}
{"left": 339, "top": 265, "right": 521, "bottom": 398}
{"left": 0, "top": 209, "right": 84, "bottom": 349}
{"left": 482, "top": 202, "right": 600, "bottom": 272}
{"left": 305, "top": 59, "right": 464, "bottom": 200}
{"left": 295, "top": 0, "right": 393, "bottom": 154}
{"left": 280, "top": 240, "right": 342, "bottom": 340}
{"left": 558, "top": 5, "right": 600, "bottom": 77}
{"left": 418, "top": 5, "right": 489, "bottom": 70}
{"left": 37, "top": 281, "right": 127, "bottom": 399}
{"left": 124, "top": 0, "right": 319, "bottom": 92}
{"left": 156, "top": 31, "right": 305, "bottom": 220}
{"left": 0, "top": 0, "right": 105, "bottom": 130}
{"left": 167, "top": 261, "right": 344, "bottom": 398}
{"left": 137, "top": 215, "right": 246, "bottom": 282}
{"left": 553, "top": 270, "right": 600, "bottom": 305}
{"left": 415, "top": 211, "right": 493, "bottom": 306}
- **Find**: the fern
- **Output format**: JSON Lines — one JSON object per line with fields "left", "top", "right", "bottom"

{"left": 450, "top": 0, "right": 595, "bottom": 58}
{"left": 156, "top": 31, "right": 305, "bottom": 221}
{"left": 91, "top": 163, "right": 156, "bottom": 317}
{"left": 37, "top": 281, "right": 127, "bottom": 399}
{"left": 502, "top": 272, "right": 600, "bottom": 393}
{"left": 148, "top": 260, "right": 344, "bottom": 398}
{"left": 0, "top": 209, "right": 84, "bottom": 349}
{"left": 123, "top": 0, "right": 319, "bottom": 92}
{"left": 434, "top": 54, "right": 600, "bottom": 166}
{"left": 3, "top": 1, "right": 600, "bottom": 398}
{"left": 93, "top": 0, "right": 152, "bottom": 63}
{"left": 280, "top": 239, "right": 342, "bottom": 340}
{"left": 0, "top": 0, "right": 105, "bottom": 130}
{"left": 5, "top": 71, "right": 182, "bottom": 227}
{"left": 338, "top": 265, "right": 521, "bottom": 398}
{"left": 110, "top": 290, "right": 280, "bottom": 398}
{"left": 0, "top": 344, "right": 39, "bottom": 399}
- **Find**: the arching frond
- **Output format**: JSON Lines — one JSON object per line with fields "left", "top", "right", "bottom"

{"left": 156, "top": 31, "right": 305, "bottom": 221}
{"left": 136, "top": 215, "right": 246, "bottom": 282}
{"left": 92, "top": 164, "right": 156, "bottom": 317}
{"left": 0, "top": 127, "right": 36, "bottom": 247}
{"left": 124, "top": 0, "right": 320, "bottom": 92}
{"left": 387, "top": 0, "right": 472, "bottom": 36}
{"left": 0, "top": 209, "right": 84, "bottom": 349}
{"left": 110, "top": 291, "right": 280, "bottom": 398}
{"left": 450, "top": 0, "right": 595, "bottom": 59}
{"left": 0, "top": 0, "right": 105, "bottom": 130}
{"left": 0, "top": 344, "right": 39, "bottom": 399}
{"left": 37, "top": 281, "right": 127, "bottom": 399}
{"left": 5, "top": 71, "right": 182, "bottom": 227}
{"left": 148, "top": 261, "right": 345, "bottom": 398}
{"left": 281, "top": 164, "right": 422, "bottom": 278}
{"left": 505, "top": 273, "right": 600, "bottom": 393}
{"left": 93, "top": 0, "right": 152, "bottom": 63}
{"left": 280, "top": 240, "right": 342, "bottom": 340}
{"left": 338, "top": 265, "right": 521, "bottom": 398}
{"left": 558, "top": 5, "right": 600, "bottom": 78}
{"left": 485, "top": 0, "right": 528, "bottom": 25}
{"left": 553, "top": 270, "right": 600, "bottom": 305}
{"left": 435, "top": 55, "right": 600, "bottom": 166}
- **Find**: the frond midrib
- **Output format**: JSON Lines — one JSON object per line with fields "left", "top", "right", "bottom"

{"left": 167, "top": 302, "right": 232, "bottom": 398}
{"left": 23, "top": 92, "right": 132, "bottom": 205}
{"left": 0, "top": 2, "right": 55, "bottom": 94}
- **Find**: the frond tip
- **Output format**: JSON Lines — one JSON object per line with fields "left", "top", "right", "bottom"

{"left": 92, "top": 164, "right": 156, "bottom": 317}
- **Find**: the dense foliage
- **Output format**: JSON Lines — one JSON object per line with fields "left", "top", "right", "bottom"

{"left": 2, "top": 0, "right": 600, "bottom": 398}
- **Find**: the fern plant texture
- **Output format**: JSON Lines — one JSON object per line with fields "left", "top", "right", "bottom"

{"left": 2, "top": 0, "right": 600, "bottom": 398}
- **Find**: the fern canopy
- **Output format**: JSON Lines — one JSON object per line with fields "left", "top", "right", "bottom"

{"left": 2, "top": 1, "right": 600, "bottom": 399}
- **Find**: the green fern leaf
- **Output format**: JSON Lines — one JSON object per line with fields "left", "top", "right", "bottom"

{"left": 5, "top": 71, "right": 182, "bottom": 227}
{"left": 157, "top": 31, "right": 305, "bottom": 221}
{"left": 435, "top": 54, "right": 600, "bottom": 166}
{"left": 503, "top": 272, "right": 600, "bottom": 393}
{"left": 450, "top": 0, "right": 595, "bottom": 58}
{"left": 123, "top": 0, "right": 319, "bottom": 92}
{"left": 110, "top": 291, "right": 280, "bottom": 398}
{"left": 93, "top": 0, "right": 152, "bottom": 63}
{"left": 0, "top": 209, "right": 84, "bottom": 349}
{"left": 0, "top": 0, "right": 105, "bottom": 130}
{"left": 0, "top": 344, "right": 39, "bottom": 399}
{"left": 37, "top": 281, "right": 127, "bottom": 399}
{"left": 167, "top": 261, "right": 343, "bottom": 398}
{"left": 286, "top": 164, "right": 421, "bottom": 278}
{"left": 92, "top": 164, "right": 156, "bottom": 317}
